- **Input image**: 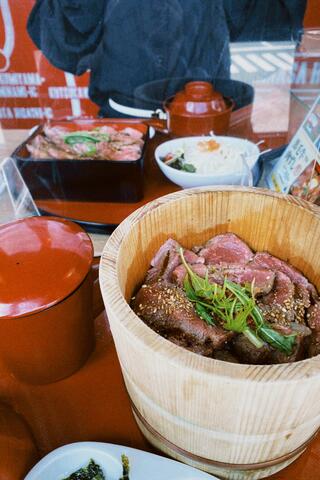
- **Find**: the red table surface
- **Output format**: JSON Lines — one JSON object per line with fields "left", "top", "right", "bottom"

{"left": 2, "top": 308, "right": 320, "bottom": 480}
{"left": 2, "top": 98, "right": 320, "bottom": 480}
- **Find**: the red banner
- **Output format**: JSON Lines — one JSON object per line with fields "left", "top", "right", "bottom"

{"left": 0, "top": 0, "right": 98, "bottom": 129}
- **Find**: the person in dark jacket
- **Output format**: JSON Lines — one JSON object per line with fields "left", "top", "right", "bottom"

{"left": 27, "top": 0, "right": 307, "bottom": 116}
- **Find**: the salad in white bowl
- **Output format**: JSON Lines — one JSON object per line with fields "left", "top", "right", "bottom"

{"left": 155, "top": 136, "right": 260, "bottom": 188}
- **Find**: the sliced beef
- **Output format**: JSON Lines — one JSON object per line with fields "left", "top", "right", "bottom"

{"left": 294, "top": 283, "right": 311, "bottom": 309}
{"left": 145, "top": 268, "right": 162, "bottom": 285}
{"left": 292, "top": 284, "right": 310, "bottom": 325}
{"left": 172, "top": 263, "right": 208, "bottom": 286}
{"left": 146, "top": 239, "right": 180, "bottom": 283}
{"left": 213, "top": 349, "right": 240, "bottom": 363}
{"left": 99, "top": 125, "right": 117, "bottom": 135}
{"left": 199, "top": 233, "right": 254, "bottom": 266}
{"left": 307, "top": 302, "right": 320, "bottom": 330}
{"left": 232, "top": 324, "right": 308, "bottom": 365}
{"left": 251, "top": 254, "right": 319, "bottom": 327}
{"left": 308, "top": 332, "right": 320, "bottom": 358}
{"left": 150, "top": 238, "right": 203, "bottom": 268}
{"left": 258, "top": 304, "right": 292, "bottom": 327}
{"left": 266, "top": 323, "right": 309, "bottom": 363}
{"left": 289, "top": 323, "right": 312, "bottom": 337}
{"left": 250, "top": 252, "right": 317, "bottom": 302}
{"left": 147, "top": 238, "right": 204, "bottom": 284}
{"left": 101, "top": 145, "right": 141, "bottom": 161}
{"left": 132, "top": 280, "right": 233, "bottom": 355}
{"left": 191, "top": 244, "right": 203, "bottom": 254}
{"left": 232, "top": 335, "right": 271, "bottom": 364}
{"left": 268, "top": 336, "right": 306, "bottom": 364}
{"left": 168, "top": 337, "right": 215, "bottom": 357}
{"left": 306, "top": 302, "right": 320, "bottom": 357}
{"left": 261, "top": 271, "right": 294, "bottom": 307}
{"left": 251, "top": 252, "right": 307, "bottom": 285}
{"left": 43, "top": 125, "right": 69, "bottom": 144}
{"left": 211, "top": 266, "right": 275, "bottom": 295}
{"left": 121, "top": 127, "right": 144, "bottom": 139}
{"left": 172, "top": 262, "right": 274, "bottom": 296}
{"left": 309, "top": 283, "right": 319, "bottom": 302}
{"left": 257, "top": 272, "right": 295, "bottom": 325}
{"left": 150, "top": 238, "right": 179, "bottom": 262}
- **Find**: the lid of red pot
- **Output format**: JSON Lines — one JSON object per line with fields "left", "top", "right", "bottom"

{"left": 0, "top": 216, "right": 93, "bottom": 319}
{"left": 167, "top": 81, "right": 228, "bottom": 117}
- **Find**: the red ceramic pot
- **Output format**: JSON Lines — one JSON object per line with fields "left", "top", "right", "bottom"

{"left": 146, "top": 81, "right": 234, "bottom": 136}
{"left": 0, "top": 216, "right": 95, "bottom": 384}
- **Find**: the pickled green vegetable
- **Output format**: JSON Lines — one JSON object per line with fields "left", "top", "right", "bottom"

{"left": 63, "top": 459, "right": 104, "bottom": 480}
{"left": 62, "top": 456, "right": 130, "bottom": 480}
{"left": 64, "top": 134, "right": 100, "bottom": 145}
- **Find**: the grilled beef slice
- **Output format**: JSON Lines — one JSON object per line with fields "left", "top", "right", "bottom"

{"left": 132, "top": 280, "right": 232, "bottom": 356}
{"left": 210, "top": 266, "right": 275, "bottom": 295}
{"left": 258, "top": 271, "right": 295, "bottom": 325}
{"left": 172, "top": 263, "right": 275, "bottom": 296}
{"left": 232, "top": 335, "right": 271, "bottom": 364}
{"left": 172, "top": 263, "right": 208, "bottom": 286}
{"left": 250, "top": 252, "right": 315, "bottom": 301}
{"left": 199, "top": 233, "right": 254, "bottom": 266}
{"left": 252, "top": 253, "right": 318, "bottom": 327}
{"left": 268, "top": 324, "right": 309, "bottom": 364}
{"left": 306, "top": 302, "right": 320, "bottom": 357}
{"left": 232, "top": 326, "right": 308, "bottom": 365}
{"left": 213, "top": 349, "right": 240, "bottom": 363}
{"left": 146, "top": 238, "right": 204, "bottom": 284}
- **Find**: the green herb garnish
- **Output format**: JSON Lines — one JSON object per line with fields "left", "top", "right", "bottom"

{"left": 63, "top": 459, "right": 104, "bottom": 480}
{"left": 195, "top": 302, "right": 216, "bottom": 325}
{"left": 181, "top": 163, "right": 196, "bottom": 173}
{"left": 64, "top": 132, "right": 100, "bottom": 156}
{"left": 179, "top": 248, "right": 297, "bottom": 354}
{"left": 62, "top": 456, "right": 130, "bottom": 480}
{"left": 257, "top": 326, "right": 296, "bottom": 355}
{"left": 162, "top": 151, "right": 196, "bottom": 173}
{"left": 119, "top": 454, "right": 130, "bottom": 480}
{"left": 169, "top": 159, "right": 196, "bottom": 173}
{"left": 64, "top": 133, "right": 100, "bottom": 145}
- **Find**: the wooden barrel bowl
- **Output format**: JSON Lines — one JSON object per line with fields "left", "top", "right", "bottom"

{"left": 99, "top": 187, "right": 320, "bottom": 479}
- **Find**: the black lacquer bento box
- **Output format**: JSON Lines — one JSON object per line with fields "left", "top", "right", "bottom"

{"left": 12, "top": 119, "right": 149, "bottom": 203}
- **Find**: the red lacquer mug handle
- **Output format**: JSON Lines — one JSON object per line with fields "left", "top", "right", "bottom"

{"left": 143, "top": 118, "right": 168, "bottom": 134}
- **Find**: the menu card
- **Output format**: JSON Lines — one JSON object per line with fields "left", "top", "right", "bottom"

{"left": 266, "top": 94, "right": 320, "bottom": 199}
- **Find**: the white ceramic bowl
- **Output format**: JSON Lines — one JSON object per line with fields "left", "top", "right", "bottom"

{"left": 24, "top": 442, "right": 215, "bottom": 480}
{"left": 154, "top": 136, "right": 260, "bottom": 189}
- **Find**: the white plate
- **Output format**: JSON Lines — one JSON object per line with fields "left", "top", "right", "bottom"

{"left": 24, "top": 442, "right": 217, "bottom": 480}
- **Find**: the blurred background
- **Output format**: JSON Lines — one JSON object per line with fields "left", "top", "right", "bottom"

{"left": 0, "top": 0, "right": 318, "bottom": 131}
